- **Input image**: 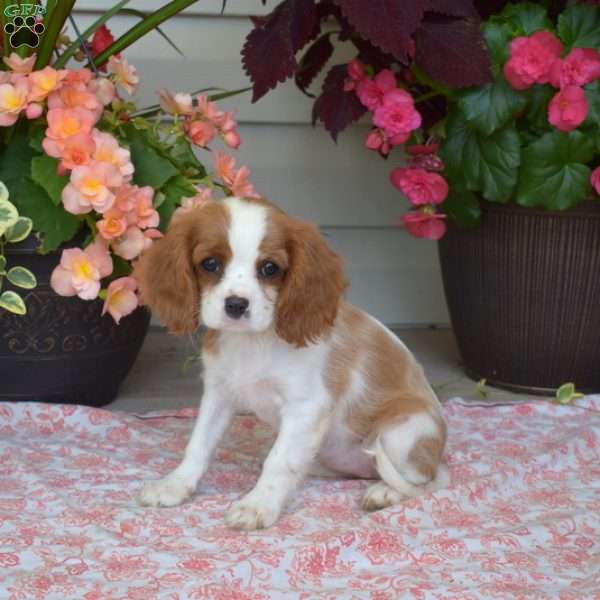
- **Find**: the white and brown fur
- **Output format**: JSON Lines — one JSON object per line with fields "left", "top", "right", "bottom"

{"left": 135, "top": 197, "right": 448, "bottom": 530}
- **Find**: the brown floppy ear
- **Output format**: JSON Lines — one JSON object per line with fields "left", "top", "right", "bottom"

{"left": 276, "top": 220, "right": 346, "bottom": 347}
{"left": 134, "top": 218, "right": 199, "bottom": 335}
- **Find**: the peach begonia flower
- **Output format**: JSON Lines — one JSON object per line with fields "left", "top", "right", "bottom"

{"left": 3, "top": 52, "right": 36, "bottom": 74}
{"left": 0, "top": 78, "right": 29, "bottom": 126}
{"left": 25, "top": 102, "right": 43, "bottom": 120}
{"left": 213, "top": 151, "right": 260, "bottom": 198}
{"left": 64, "top": 68, "right": 93, "bottom": 86}
{"left": 92, "top": 129, "right": 134, "bottom": 179}
{"left": 102, "top": 277, "right": 139, "bottom": 324}
{"left": 185, "top": 119, "right": 216, "bottom": 147}
{"left": 28, "top": 66, "right": 67, "bottom": 102}
{"left": 112, "top": 227, "right": 161, "bottom": 260}
{"left": 172, "top": 187, "right": 214, "bottom": 221}
{"left": 108, "top": 56, "right": 139, "bottom": 95}
{"left": 48, "top": 83, "right": 102, "bottom": 119}
{"left": 159, "top": 89, "right": 193, "bottom": 115}
{"left": 131, "top": 187, "right": 158, "bottom": 229}
{"left": 97, "top": 209, "right": 128, "bottom": 240}
{"left": 43, "top": 107, "right": 97, "bottom": 156}
{"left": 62, "top": 162, "right": 123, "bottom": 215}
{"left": 50, "top": 238, "right": 113, "bottom": 300}
{"left": 58, "top": 133, "right": 96, "bottom": 172}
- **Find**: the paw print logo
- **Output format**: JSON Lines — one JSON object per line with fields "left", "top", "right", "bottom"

{"left": 4, "top": 15, "right": 45, "bottom": 49}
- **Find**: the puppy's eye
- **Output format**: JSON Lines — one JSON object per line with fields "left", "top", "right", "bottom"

{"left": 259, "top": 261, "right": 279, "bottom": 278}
{"left": 201, "top": 257, "right": 221, "bottom": 273}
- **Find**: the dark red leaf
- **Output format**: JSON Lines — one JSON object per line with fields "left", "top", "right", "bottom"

{"left": 249, "top": 15, "right": 269, "bottom": 27}
{"left": 353, "top": 37, "right": 398, "bottom": 71}
{"left": 295, "top": 34, "right": 335, "bottom": 96}
{"left": 414, "top": 16, "right": 492, "bottom": 88}
{"left": 333, "top": 0, "right": 426, "bottom": 60}
{"left": 242, "top": 0, "right": 317, "bottom": 102}
{"left": 313, "top": 64, "right": 366, "bottom": 140}
{"left": 425, "top": 0, "right": 478, "bottom": 17}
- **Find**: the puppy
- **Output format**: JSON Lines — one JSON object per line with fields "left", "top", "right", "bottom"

{"left": 135, "top": 197, "right": 448, "bottom": 530}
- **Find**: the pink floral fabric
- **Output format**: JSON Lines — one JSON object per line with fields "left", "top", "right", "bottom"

{"left": 1, "top": 396, "right": 600, "bottom": 599}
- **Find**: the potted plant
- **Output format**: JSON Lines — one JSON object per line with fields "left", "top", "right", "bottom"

{"left": 0, "top": 1, "right": 255, "bottom": 405}
{"left": 237, "top": 0, "right": 600, "bottom": 394}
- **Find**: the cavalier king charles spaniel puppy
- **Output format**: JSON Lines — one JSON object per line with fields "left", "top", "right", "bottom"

{"left": 135, "top": 196, "right": 448, "bottom": 530}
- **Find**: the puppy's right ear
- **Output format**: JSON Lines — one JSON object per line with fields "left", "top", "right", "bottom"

{"left": 134, "top": 217, "right": 199, "bottom": 335}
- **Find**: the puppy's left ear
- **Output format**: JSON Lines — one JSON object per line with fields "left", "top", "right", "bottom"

{"left": 276, "top": 220, "right": 346, "bottom": 347}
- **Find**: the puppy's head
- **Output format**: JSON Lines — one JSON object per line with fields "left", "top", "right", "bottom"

{"left": 134, "top": 197, "right": 346, "bottom": 346}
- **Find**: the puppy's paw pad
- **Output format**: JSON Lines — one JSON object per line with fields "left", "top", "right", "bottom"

{"left": 225, "top": 500, "right": 278, "bottom": 531}
{"left": 362, "top": 482, "right": 403, "bottom": 512}
{"left": 137, "top": 476, "right": 194, "bottom": 508}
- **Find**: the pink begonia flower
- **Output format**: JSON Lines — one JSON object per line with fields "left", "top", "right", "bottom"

{"left": 401, "top": 209, "right": 447, "bottom": 240}
{"left": 548, "top": 85, "right": 588, "bottom": 131}
{"left": 356, "top": 69, "right": 397, "bottom": 110}
{"left": 108, "top": 56, "right": 139, "bottom": 95}
{"left": 159, "top": 89, "right": 193, "bottom": 115}
{"left": 591, "top": 166, "right": 600, "bottom": 195}
{"left": 97, "top": 209, "right": 128, "bottom": 240}
{"left": 50, "top": 239, "right": 113, "bottom": 300}
{"left": 48, "top": 82, "right": 102, "bottom": 120}
{"left": 62, "top": 162, "right": 123, "bottom": 215}
{"left": 344, "top": 58, "right": 366, "bottom": 91}
{"left": 43, "top": 107, "right": 96, "bottom": 156}
{"left": 503, "top": 31, "right": 563, "bottom": 90}
{"left": 390, "top": 168, "right": 449, "bottom": 206}
{"left": 365, "top": 128, "right": 407, "bottom": 156}
{"left": 92, "top": 129, "right": 134, "bottom": 179}
{"left": 25, "top": 102, "right": 43, "bottom": 119}
{"left": 3, "top": 52, "right": 36, "bottom": 74}
{"left": 373, "top": 88, "right": 422, "bottom": 141}
{"left": 549, "top": 48, "right": 600, "bottom": 88}
{"left": 185, "top": 119, "right": 216, "bottom": 147}
{"left": 406, "top": 143, "right": 440, "bottom": 155}
{"left": 28, "top": 66, "right": 67, "bottom": 102}
{"left": 172, "top": 187, "right": 214, "bottom": 221}
{"left": 0, "top": 78, "right": 29, "bottom": 126}
{"left": 102, "top": 277, "right": 139, "bottom": 324}
{"left": 59, "top": 133, "right": 96, "bottom": 171}
{"left": 88, "top": 77, "right": 116, "bottom": 106}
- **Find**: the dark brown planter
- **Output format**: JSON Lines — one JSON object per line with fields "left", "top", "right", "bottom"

{"left": 0, "top": 236, "right": 150, "bottom": 406}
{"left": 438, "top": 200, "right": 600, "bottom": 395}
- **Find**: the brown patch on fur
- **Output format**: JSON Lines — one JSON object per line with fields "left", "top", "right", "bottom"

{"left": 408, "top": 435, "right": 444, "bottom": 480}
{"left": 262, "top": 207, "right": 347, "bottom": 348}
{"left": 134, "top": 201, "right": 230, "bottom": 335}
{"left": 201, "top": 328, "right": 220, "bottom": 354}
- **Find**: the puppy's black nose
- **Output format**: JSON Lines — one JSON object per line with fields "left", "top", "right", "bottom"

{"left": 224, "top": 296, "right": 249, "bottom": 319}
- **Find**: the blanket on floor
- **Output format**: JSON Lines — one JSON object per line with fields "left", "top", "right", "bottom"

{"left": 1, "top": 397, "right": 599, "bottom": 599}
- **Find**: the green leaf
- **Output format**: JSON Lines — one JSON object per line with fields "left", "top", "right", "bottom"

{"left": 7, "top": 266, "right": 36, "bottom": 289}
{"left": 125, "top": 126, "right": 179, "bottom": 188}
{"left": 526, "top": 84, "right": 554, "bottom": 131}
{"left": 35, "top": 0, "right": 77, "bottom": 69}
{"left": 517, "top": 130, "right": 595, "bottom": 210}
{"left": 555, "top": 382, "right": 584, "bottom": 405}
{"left": 18, "top": 179, "right": 81, "bottom": 254}
{"left": 90, "top": 0, "right": 201, "bottom": 68}
{"left": 476, "top": 378, "right": 489, "bottom": 400}
{"left": 0, "top": 255, "right": 6, "bottom": 273}
{"left": 500, "top": 3, "right": 553, "bottom": 36}
{"left": 158, "top": 175, "right": 197, "bottom": 229}
{"left": 441, "top": 182, "right": 482, "bottom": 229}
{"left": 458, "top": 77, "right": 527, "bottom": 136}
{"left": 118, "top": 8, "right": 185, "bottom": 57}
{"left": 482, "top": 20, "right": 511, "bottom": 69}
{"left": 0, "top": 290, "right": 26, "bottom": 315}
{"left": 0, "top": 181, "right": 8, "bottom": 203}
{"left": 31, "top": 156, "right": 69, "bottom": 206}
{"left": 0, "top": 198, "right": 19, "bottom": 235}
{"left": 558, "top": 4, "right": 600, "bottom": 51}
{"left": 5, "top": 217, "right": 33, "bottom": 243}
{"left": 584, "top": 80, "right": 600, "bottom": 128}
{"left": 168, "top": 137, "right": 206, "bottom": 176}
{"left": 28, "top": 122, "right": 45, "bottom": 153}
{"left": 0, "top": 127, "right": 37, "bottom": 209}
{"left": 442, "top": 111, "right": 521, "bottom": 203}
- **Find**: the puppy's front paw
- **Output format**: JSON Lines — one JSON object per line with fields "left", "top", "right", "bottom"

{"left": 225, "top": 497, "right": 280, "bottom": 531}
{"left": 137, "top": 474, "right": 195, "bottom": 508}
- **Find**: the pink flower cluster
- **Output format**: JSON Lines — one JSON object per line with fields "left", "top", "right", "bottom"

{"left": 504, "top": 31, "right": 600, "bottom": 132}
{"left": 159, "top": 89, "right": 242, "bottom": 149}
{"left": 345, "top": 59, "right": 447, "bottom": 239}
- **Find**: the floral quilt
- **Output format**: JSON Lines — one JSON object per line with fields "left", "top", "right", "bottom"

{"left": 1, "top": 396, "right": 599, "bottom": 599}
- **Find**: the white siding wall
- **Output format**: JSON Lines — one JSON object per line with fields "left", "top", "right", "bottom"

{"left": 72, "top": 1, "right": 449, "bottom": 326}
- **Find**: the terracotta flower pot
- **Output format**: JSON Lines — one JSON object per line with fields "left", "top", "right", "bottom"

{"left": 438, "top": 200, "right": 600, "bottom": 395}
{"left": 0, "top": 236, "right": 150, "bottom": 406}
